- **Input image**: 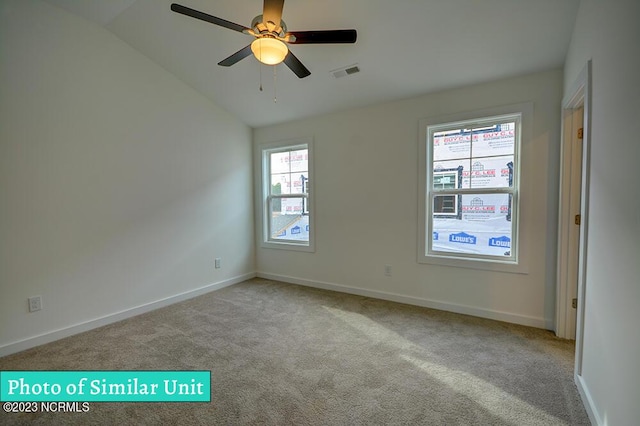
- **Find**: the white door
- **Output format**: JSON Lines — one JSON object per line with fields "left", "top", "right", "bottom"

{"left": 556, "top": 106, "right": 584, "bottom": 339}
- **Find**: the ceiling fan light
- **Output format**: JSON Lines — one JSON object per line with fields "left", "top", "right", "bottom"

{"left": 251, "top": 37, "right": 288, "bottom": 65}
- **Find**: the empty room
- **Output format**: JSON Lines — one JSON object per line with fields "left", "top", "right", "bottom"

{"left": 1, "top": 0, "right": 638, "bottom": 424}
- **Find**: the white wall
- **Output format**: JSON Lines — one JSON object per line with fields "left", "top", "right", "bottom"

{"left": 254, "top": 69, "right": 564, "bottom": 329}
{"left": 0, "top": 0, "right": 254, "bottom": 354}
{"left": 563, "top": 0, "right": 640, "bottom": 424}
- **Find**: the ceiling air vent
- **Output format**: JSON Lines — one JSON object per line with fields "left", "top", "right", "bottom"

{"left": 331, "top": 64, "right": 360, "bottom": 79}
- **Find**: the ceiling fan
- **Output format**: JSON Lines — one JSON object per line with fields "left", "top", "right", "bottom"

{"left": 170, "top": 1, "right": 357, "bottom": 78}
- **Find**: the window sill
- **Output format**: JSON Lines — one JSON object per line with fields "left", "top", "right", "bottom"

{"left": 261, "top": 240, "right": 315, "bottom": 253}
{"left": 418, "top": 253, "right": 529, "bottom": 274}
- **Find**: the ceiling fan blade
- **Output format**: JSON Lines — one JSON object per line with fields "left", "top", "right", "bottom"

{"left": 283, "top": 51, "right": 311, "bottom": 79}
{"left": 287, "top": 29, "right": 357, "bottom": 44}
{"left": 263, "top": 0, "right": 285, "bottom": 28}
{"left": 171, "top": 3, "right": 249, "bottom": 33}
{"left": 218, "top": 45, "right": 253, "bottom": 67}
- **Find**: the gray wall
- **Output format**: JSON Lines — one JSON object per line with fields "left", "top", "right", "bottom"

{"left": 0, "top": 0, "right": 255, "bottom": 354}
{"left": 563, "top": 0, "right": 640, "bottom": 423}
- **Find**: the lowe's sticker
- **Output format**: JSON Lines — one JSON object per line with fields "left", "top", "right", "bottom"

{"left": 489, "top": 236, "right": 511, "bottom": 248}
{"left": 449, "top": 232, "right": 477, "bottom": 245}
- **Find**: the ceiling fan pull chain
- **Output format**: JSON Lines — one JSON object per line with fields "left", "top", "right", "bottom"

{"left": 259, "top": 44, "right": 263, "bottom": 91}
{"left": 273, "top": 65, "right": 277, "bottom": 103}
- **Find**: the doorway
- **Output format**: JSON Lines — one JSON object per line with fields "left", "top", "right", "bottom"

{"left": 556, "top": 61, "right": 591, "bottom": 377}
{"left": 556, "top": 106, "right": 583, "bottom": 339}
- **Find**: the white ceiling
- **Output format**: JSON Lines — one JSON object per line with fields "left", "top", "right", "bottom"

{"left": 43, "top": 0, "right": 580, "bottom": 127}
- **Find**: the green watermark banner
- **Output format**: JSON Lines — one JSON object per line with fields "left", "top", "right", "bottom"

{"left": 1, "top": 371, "right": 211, "bottom": 402}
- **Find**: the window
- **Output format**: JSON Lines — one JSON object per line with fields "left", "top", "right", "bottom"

{"left": 258, "top": 138, "right": 314, "bottom": 251}
{"left": 418, "top": 104, "right": 531, "bottom": 271}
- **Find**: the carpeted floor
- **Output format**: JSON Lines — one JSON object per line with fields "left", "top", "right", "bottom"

{"left": 0, "top": 278, "right": 590, "bottom": 425}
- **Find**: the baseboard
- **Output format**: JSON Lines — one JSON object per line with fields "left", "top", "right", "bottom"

{"left": 575, "top": 373, "right": 600, "bottom": 425}
{"left": 257, "top": 272, "right": 547, "bottom": 329}
{"left": 0, "top": 272, "right": 256, "bottom": 358}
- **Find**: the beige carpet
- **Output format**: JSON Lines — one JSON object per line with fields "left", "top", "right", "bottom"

{"left": 1, "top": 278, "right": 589, "bottom": 425}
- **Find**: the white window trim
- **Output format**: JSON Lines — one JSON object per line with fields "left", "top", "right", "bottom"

{"left": 418, "top": 103, "right": 532, "bottom": 274}
{"left": 256, "top": 137, "right": 315, "bottom": 252}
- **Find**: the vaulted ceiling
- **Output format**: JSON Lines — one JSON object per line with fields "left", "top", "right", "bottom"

{"left": 42, "top": 0, "right": 580, "bottom": 127}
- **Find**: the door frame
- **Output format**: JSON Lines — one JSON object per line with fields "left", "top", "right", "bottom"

{"left": 556, "top": 105, "right": 582, "bottom": 339}
{"left": 556, "top": 61, "right": 591, "bottom": 375}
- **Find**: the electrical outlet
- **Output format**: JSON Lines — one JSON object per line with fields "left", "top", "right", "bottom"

{"left": 28, "top": 296, "right": 42, "bottom": 312}
{"left": 384, "top": 265, "right": 392, "bottom": 277}
{"left": 214, "top": 258, "right": 221, "bottom": 269}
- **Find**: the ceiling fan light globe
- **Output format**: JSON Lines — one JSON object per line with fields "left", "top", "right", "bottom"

{"left": 251, "top": 38, "right": 288, "bottom": 65}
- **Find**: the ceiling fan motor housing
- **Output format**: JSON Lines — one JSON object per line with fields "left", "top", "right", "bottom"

{"left": 251, "top": 15, "right": 287, "bottom": 37}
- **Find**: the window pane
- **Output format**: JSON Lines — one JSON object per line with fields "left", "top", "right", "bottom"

{"left": 270, "top": 197, "right": 309, "bottom": 242}
{"left": 432, "top": 193, "right": 512, "bottom": 257}
{"left": 290, "top": 171, "right": 308, "bottom": 195}
{"left": 434, "top": 124, "right": 514, "bottom": 190}
{"left": 471, "top": 122, "right": 515, "bottom": 158}
{"left": 434, "top": 162, "right": 467, "bottom": 188}
{"left": 467, "top": 156, "right": 514, "bottom": 188}
{"left": 433, "top": 129, "right": 471, "bottom": 161}
{"left": 270, "top": 151, "right": 291, "bottom": 174}
{"left": 288, "top": 149, "right": 308, "bottom": 173}
{"left": 271, "top": 174, "right": 291, "bottom": 194}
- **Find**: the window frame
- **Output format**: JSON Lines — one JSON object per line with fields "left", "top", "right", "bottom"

{"left": 418, "top": 103, "right": 532, "bottom": 274}
{"left": 257, "top": 137, "right": 315, "bottom": 252}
